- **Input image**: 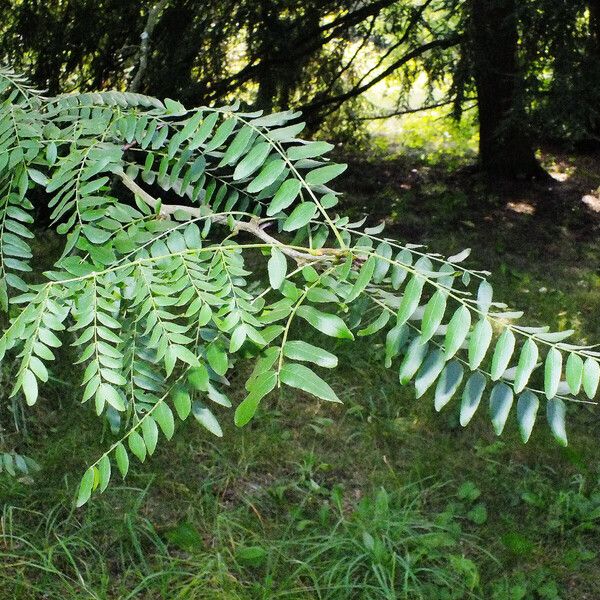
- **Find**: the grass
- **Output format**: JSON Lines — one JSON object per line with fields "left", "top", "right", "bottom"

{"left": 2, "top": 140, "right": 600, "bottom": 598}
{"left": 0, "top": 481, "right": 484, "bottom": 599}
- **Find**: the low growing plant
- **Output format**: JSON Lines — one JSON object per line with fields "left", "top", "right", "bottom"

{"left": 0, "top": 68, "right": 598, "bottom": 505}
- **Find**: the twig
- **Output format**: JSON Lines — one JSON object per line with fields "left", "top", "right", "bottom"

{"left": 357, "top": 101, "right": 454, "bottom": 120}
{"left": 116, "top": 171, "right": 347, "bottom": 264}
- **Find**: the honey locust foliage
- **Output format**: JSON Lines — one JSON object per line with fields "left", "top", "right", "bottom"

{"left": 0, "top": 67, "right": 598, "bottom": 505}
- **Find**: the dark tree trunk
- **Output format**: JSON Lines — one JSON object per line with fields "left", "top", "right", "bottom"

{"left": 253, "top": 1, "right": 321, "bottom": 112}
{"left": 253, "top": 2, "right": 278, "bottom": 112}
{"left": 587, "top": 0, "right": 600, "bottom": 138}
{"left": 590, "top": 0, "right": 600, "bottom": 55}
{"left": 470, "top": 0, "right": 546, "bottom": 179}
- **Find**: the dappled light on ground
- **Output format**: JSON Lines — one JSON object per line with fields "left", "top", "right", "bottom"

{"left": 506, "top": 201, "right": 536, "bottom": 215}
{"left": 581, "top": 194, "right": 600, "bottom": 213}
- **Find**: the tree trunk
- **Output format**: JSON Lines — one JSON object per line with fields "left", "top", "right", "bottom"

{"left": 587, "top": 0, "right": 600, "bottom": 138}
{"left": 470, "top": 0, "right": 546, "bottom": 179}
{"left": 590, "top": 0, "right": 600, "bottom": 55}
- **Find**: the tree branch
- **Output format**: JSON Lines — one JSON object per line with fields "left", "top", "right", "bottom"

{"left": 356, "top": 100, "right": 455, "bottom": 120}
{"left": 350, "top": 0, "right": 437, "bottom": 91}
{"left": 301, "top": 35, "right": 462, "bottom": 118}
{"left": 318, "top": 0, "right": 397, "bottom": 35}
{"left": 187, "top": 0, "right": 397, "bottom": 104}
{"left": 116, "top": 171, "right": 345, "bottom": 264}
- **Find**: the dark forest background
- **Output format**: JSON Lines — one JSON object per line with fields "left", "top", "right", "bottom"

{"left": 2, "top": 0, "right": 600, "bottom": 179}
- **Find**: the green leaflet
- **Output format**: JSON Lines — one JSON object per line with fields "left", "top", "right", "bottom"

{"left": 192, "top": 401, "right": 223, "bottom": 437}
{"left": 414, "top": 255, "right": 433, "bottom": 274}
{"left": 128, "top": 431, "right": 146, "bottom": 463}
{"left": 296, "top": 306, "right": 354, "bottom": 340}
{"left": 235, "top": 370, "right": 277, "bottom": 427}
{"left": 448, "top": 248, "right": 471, "bottom": 263}
{"left": 516, "top": 391, "right": 539, "bottom": 443}
{"left": 207, "top": 342, "right": 228, "bottom": 376}
{"left": 544, "top": 348, "right": 562, "bottom": 400}
{"left": 468, "top": 319, "right": 493, "bottom": 370}
{"left": 490, "top": 330, "right": 515, "bottom": 381}
{"left": 283, "top": 341, "right": 338, "bottom": 368}
{"left": 514, "top": 339, "right": 539, "bottom": 393}
{"left": 385, "top": 323, "right": 409, "bottom": 368}
{"left": 434, "top": 361, "right": 464, "bottom": 411}
{"left": 460, "top": 372, "right": 486, "bottom": 426}
{"left": 115, "top": 443, "right": 129, "bottom": 478}
{"left": 76, "top": 467, "right": 95, "bottom": 507}
{"left": 279, "top": 363, "right": 341, "bottom": 403}
{"left": 250, "top": 110, "right": 300, "bottom": 127}
{"left": 444, "top": 306, "right": 471, "bottom": 359}
{"left": 82, "top": 224, "right": 112, "bottom": 244}
{"left": 268, "top": 247, "right": 287, "bottom": 290}
{"left": 247, "top": 159, "right": 286, "bottom": 193}
{"left": 372, "top": 242, "right": 392, "bottom": 283}
{"left": 267, "top": 179, "right": 302, "bottom": 216}
{"left": 320, "top": 194, "right": 338, "bottom": 209}
{"left": 207, "top": 383, "right": 231, "bottom": 408}
{"left": 96, "top": 383, "right": 125, "bottom": 412}
{"left": 347, "top": 256, "right": 377, "bottom": 302}
{"left": 233, "top": 141, "right": 271, "bottom": 180}
{"left": 269, "top": 122, "right": 306, "bottom": 141}
{"left": 476, "top": 280, "right": 493, "bottom": 314}
{"left": 282, "top": 202, "right": 317, "bottom": 231}
{"left": 305, "top": 163, "right": 347, "bottom": 186}
{"left": 306, "top": 287, "right": 338, "bottom": 303}
{"left": 396, "top": 276, "right": 424, "bottom": 326}
{"left": 357, "top": 310, "right": 390, "bottom": 337}
{"left": 229, "top": 325, "right": 248, "bottom": 353}
{"left": 172, "top": 387, "right": 192, "bottom": 420}
{"left": 154, "top": 402, "right": 175, "bottom": 440}
{"left": 97, "top": 455, "right": 111, "bottom": 493}
{"left": 398, "top": 337, "right": 429, "bottom": 385}
{"left": 141, "top": 417, "right": 159, "bottom": 455}
{"left": 287, "top": 141, "right": 334, "bottom": 161}
{"left": 582, "top": 358, "right": 600, "bottom": 399}
{"left": 420, "top": 290, "right": 447, "bottom": 342}
{"left": 546, "top": 397, "right": 568, "bottom": 446}
{"left": 391, "top": 250, "right": 412, "bottom": 290}
{"left": 22, "top": 369, "right": 38, "bottom": 406}
{"left": 302, "top": 265, "right": 320, "bottom": 282}
{"left": 221, "top": 125, "right": 254, "bottom": 165}
{"left": 414, "top": 349, "right": 446, "bottom": 399}
{"left": 178, "top": 110, "right": 205, "bottom": 139}
{"left": 204, "top": 117, "right": 236, "bottom": 151}
{"left": 188, "top": 365, "right": 209, "bottom": 392}
{"left": 565, "top": 353, "right": 583, "bottom": 395}
{"left": 188, "top": 112, "right": 218, "bottom": 146}
{"left": 489, "top": 383, "right": 513, "bottom": 436}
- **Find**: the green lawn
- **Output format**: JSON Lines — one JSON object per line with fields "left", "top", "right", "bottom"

{"left": 1, "top": 151, "right": 600, "bottom": 599}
